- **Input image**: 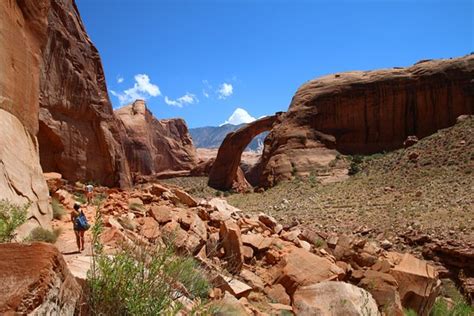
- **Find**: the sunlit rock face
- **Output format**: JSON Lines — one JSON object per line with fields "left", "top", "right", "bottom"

{"left": 259, "top": 55, "right": 474, "bottom": 187}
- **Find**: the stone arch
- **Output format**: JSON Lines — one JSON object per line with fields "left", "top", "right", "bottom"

{"left": 208, "top": 113, "right": 281, "bottom": 191}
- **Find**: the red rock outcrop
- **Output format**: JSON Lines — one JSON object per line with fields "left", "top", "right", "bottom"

{"left": 0, "top": 242, "right": 81, "bottom": 314}
{"left": 38, "top": 0, "right": 131, "bottom": 188}
{"left": 0, "top": 0, "right": 52, "bottom": 234}
{"left": 259, "top": 55, "right": 474, "bottom": 187}
{"left": 115, "top": 100, "right": 198, "bottom": 177}
{"left": 208, "top": 114, "right": 281, "bottom": 191}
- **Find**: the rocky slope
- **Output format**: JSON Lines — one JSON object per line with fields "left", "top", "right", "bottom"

{"left": 258, "top": 55, "right": 474, "bottom": 187}
{"left": 0, "top": 0, "right": 52, "bottom": 234}
{"left": 190, "top": 124, "right": 268, "bottom": 151}
{"left": 38, "top": 0, "right": 131, "bottom": 188}
{"left": 115, "top": 100, "right": 198, "bottom": 178}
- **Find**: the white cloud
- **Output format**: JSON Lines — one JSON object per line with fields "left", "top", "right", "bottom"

{"left": 117, "top": 75, "right": 124, "bottom": 83}
{"left": 217, "top": 83, "right": 233, "bottom": 99}
{"left": 221, "top": 108, "right": 256, "bottom": 126}
{"left": 111, "top": 74, "right": 161, "bottom": 105}
{"left": 202, "top": 80, "right": 211, "bottom": 98}
{"left": 164, "top": 93, "right": 199, "bottom": 108}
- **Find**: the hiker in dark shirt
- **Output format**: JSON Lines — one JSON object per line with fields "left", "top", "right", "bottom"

{"left": 71, "top": 202, "right": 87, "bottom": 252}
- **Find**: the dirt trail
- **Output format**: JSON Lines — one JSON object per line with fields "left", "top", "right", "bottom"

{"left": 52, "top": 204, "right": 96, "bottom": 280}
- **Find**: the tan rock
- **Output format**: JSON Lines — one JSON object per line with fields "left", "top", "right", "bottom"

{"left": 276, "top": 247, "right": 345, "bottom": 295}
{"left": 214, "top": 274, "right": 252, "bottom": 298}
{"left": 141, "top": 217, "right": 160, "bottom": 240}
{"left": 209, "top": 198, "right": 242, "bottom": 221}
{"left": 240, "top": 269, "right": 264, "bottom": 291}
{"left": 219, "top": 220, "right": 244, "bottom": 273}
{"left": 242, "top": 233, "right": 272, "bottom": 252}
{"left": 389, "top": 253, "right": 440, "bottom": 315}
{"left": 171, "top": 187, "right": 198, "bottom": 207}
{"left": 265, "top": 284, "right": 291, "bottom": 305}
{"left": 292, "top": 281, "right": 380, "bottom": 316}
{"left": 359, "top": 270, "right": 403, "bottom": 316}
{"left": 258, "top": 213, "right": 278, "bottom": 230}
{"left": 148, "top": 205, "right": 173, "bottom": 224}
{"left": 0, "top": 243, "right": 81, "bottom": 314}
{"left": 242, "top": 246, "right": 254, "bottom": 262}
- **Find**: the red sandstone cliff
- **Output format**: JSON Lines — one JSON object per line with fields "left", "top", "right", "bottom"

{"left": 258, "top": 55, "right": 474, "bottom": 187}
{"left": 115, "top": 100, "right": 198, "bottom": 177}
{"left": 38, "top": 0, "right": 131, "bottom": 188}
{"left": 0, "top": 0, "right": 52, "bottom": 234}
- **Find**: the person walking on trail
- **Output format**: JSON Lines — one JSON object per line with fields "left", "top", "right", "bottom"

{"left": 72, "top": 202, "right": 89, "bottom": 252}
{"left": 85, "top": 184, "right": 94, "bottom": 205}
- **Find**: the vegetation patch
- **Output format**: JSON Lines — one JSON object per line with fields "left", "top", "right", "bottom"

{"left": 0, "top": 199, "right": 28, "bottom": 243}
{"left": 27, "top": 227, "right": 61, "bottom": 244}
{"left": 51, "top": 198, "right": 66, "bottom": 220}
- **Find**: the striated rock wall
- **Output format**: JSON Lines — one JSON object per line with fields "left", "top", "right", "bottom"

{"left": 115, "top": 100, "right": 198, "bottom": 177}
{"left": 259, "top": 55, "right": 474, "bottom": 187}
{"left": 0, "top": 0, "right": 52, "bottom": 233}
{"left": 38, "top": 0, "right": 131, "bottom": 188}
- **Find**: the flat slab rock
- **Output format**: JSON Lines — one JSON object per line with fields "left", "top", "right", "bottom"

{"left": 0, "top": 242, "right": 81, "bottom": 315}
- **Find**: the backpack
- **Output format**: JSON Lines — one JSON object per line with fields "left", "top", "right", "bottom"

{"left": 75, "top": 211, "right": 90, "bottom": 231}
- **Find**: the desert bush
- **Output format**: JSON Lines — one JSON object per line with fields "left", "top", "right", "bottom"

{"left": 27, "top": 227, "right": 61, "bottom": 243}
{"left": 74, "top": 192, "right": 87, "bottom": 204}
{"left": 430, "top": 297, "right": 473, "bottom": 316}
{"left": 0, "top": 199, "right": 29, "bottom": 242}
{"left": 87, "top": 212, "right": 210, "bottom": 315}
{"left": 348, "top": 155, "right": 364, "bottom": 175}
{"left": 51, "top": 198, "right": 66, "bottom": 220}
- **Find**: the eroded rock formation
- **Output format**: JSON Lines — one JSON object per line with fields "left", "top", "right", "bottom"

{"left": 258, "top": 55, "right": 474, "bottom": 187}
{"left": 208, "top": 114, "right": 281, "bottom": 191}
{"left": 115, "top": 100, "right": 198, "bottom": 178}
{"left": 0, "top": 243, "right": 81, "bottom": 314}
{"left": 0, "top": 0, "right": 52, "bottom": 233}
{"left": 38, "top": 0, "right": 131, "bottom": 188}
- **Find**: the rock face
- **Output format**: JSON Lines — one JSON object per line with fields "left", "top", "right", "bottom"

{"left": 115, "top": 100, "right": 198, "bottom": 177}
{"left": 0, "top": 243, "right": 81, "bottom": 314}
{"left": 258, "top": 55, "right": 474, "bottom": 187}
{"left": 208, "top": 114, "right": 281, "bottom": 191}
{"left": 38, "top": 0, "right": 131, "bottom": 188}
{"left": 0, "top": 0, "right": 52, "bottom": 234}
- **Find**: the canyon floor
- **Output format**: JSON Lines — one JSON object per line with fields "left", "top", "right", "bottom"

{"left": 165, "top": 116, "right": 474, "bottom": 253}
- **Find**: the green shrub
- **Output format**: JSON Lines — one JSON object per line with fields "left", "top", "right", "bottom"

{"left": 27, "top": 227, "right": 61, "bottom": 243}
{"left": 51, "top": 198, "right": 66, "bottom": 220}
{"left": 87, "top": 212, "right": 210, "bottom": 315}
{"left": 0, "top": 199, "right": 29, "bottom": 243}
{"left": 348, "top": 155, "right": 364, "bottom": 175}
{"left": 430, "top": 297, "right": 473, "bottom": 316}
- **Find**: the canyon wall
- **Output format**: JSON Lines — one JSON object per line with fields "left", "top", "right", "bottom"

{"left": 115, "top": 100, "right": 198, "bottom": 177}
{"left": 0, "top": 0, "right": 52, "bottom": 233}
{"left": 38, "top": 0, "right": 131, "bottom": 188}
{"left": 258, "top": 55, "right": 474, "bottom": 187}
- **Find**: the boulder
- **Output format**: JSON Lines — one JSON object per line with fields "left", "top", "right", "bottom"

{"left": 0, "top": 243, "right": 81, "bottom": 314}
{"left": 140, "top": 217, "right": 160, "bottom": 240}
{"left": 114, "top": 100, "right": 197, "bottom": 176}
{"left": 358, "top": 270, "right": 404, "bottom": 316}
{"left": 209, "top": 198, "right": 242, "bottom": 221}
{"left": 214, "top": 274, "right": 252, "bottom": 298}
{"left": 242, "top": 233, "right": 272, "bottom": 252}
{"left": 171, "top": 187, "right": 198, "bottom": 207}
{"left": 148, "top": 205, "right": 173, "bottom": 224}
{"left": 43, "top": 172, "right": 64, "bottom": 193}
{"left": 292, "top": 281, "right": 380, "bottom": 316}
{"left": 220, "top": 220, "right": 244, "bottom": 273}
{"left": 275, "top": 248, "right": 345, "bottom": 295}
{"left": 265, "top": 284, "right": 291, "bottom": 305}
{"left": 389, "top": 253, "right": 441, "bottom": 315}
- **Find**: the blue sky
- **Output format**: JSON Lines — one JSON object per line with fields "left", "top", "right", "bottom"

{"left": 76, "top": 0, "right": 473, "bottom": 128}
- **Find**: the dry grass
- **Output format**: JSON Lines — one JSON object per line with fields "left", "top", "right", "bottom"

{"left": 167, "top": 118, "right": 473, "bottom": 248}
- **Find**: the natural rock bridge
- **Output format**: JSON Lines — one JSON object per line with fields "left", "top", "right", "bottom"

{"left": 208, "top": 113, "right": 282, "bottom": 191}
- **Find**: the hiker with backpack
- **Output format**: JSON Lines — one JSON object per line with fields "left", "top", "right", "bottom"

{"left": 72, "top": 202, "right": 90, "bottom": 252}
